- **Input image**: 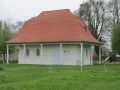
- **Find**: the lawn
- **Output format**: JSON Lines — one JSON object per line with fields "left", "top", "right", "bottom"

{"left": 0, "top": 64, "right": 120, "bottom": 90}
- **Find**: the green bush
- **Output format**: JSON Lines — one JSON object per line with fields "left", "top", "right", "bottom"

{"left": 112, "top": 23, "right": 120, "bottom": 54}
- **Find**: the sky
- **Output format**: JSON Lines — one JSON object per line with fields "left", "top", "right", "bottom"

{"left": 0, "top": 0, "right": 86, "bottom": 22}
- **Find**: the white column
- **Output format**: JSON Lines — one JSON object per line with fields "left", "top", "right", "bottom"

{"left": 6, "top": 44, "right": 9, "bottom": 64}
{"left": 60, "top": 43, "right": 62, "bottom": 65}
{"left": 40, "top": 44, "right": 43, "bottom": 64}
{"left": 90, "top": 45, "right": 94, "bottom": 65}
{"left": 23, "top": 44, "right": 26, "bottom": 64}
{"left": 80, "top": 43, "right": 83, "bottom": 72}
{"left": 99, "top": 46, "right": 102, "bottom": 64}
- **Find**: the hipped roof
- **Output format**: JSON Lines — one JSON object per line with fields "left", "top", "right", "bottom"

{"left": 7, "top": 9, "right": 101, "bottom": 45}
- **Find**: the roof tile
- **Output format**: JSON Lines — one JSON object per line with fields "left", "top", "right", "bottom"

{"left": 7, "top": 9, "right": 100, "bottom": 44}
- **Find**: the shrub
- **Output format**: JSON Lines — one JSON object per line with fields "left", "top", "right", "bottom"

{"left": 112, "top": 23, "right": 120, "bottom": 54}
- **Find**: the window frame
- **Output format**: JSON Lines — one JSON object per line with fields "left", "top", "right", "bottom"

{"left": 26, "top": 48, "right": 30, "bottom": 56}
{"left": 36, "top": 48, "right": 40, "bottom": 56}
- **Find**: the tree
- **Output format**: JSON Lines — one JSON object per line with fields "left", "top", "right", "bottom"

{"left": 79, "top": 0, "right": 106, "bottom": 40}
{"left": 0, "top": 21, "right": 13, "bottom": 63}
{"left": 78, "top": 0, "right": 106, "bottom": 55}
{"left": 0, "top": 19, "right": 23, "bottom": 63}
{"left": 9, "top": 21, "right": 24, "bottom": 33}
{"left": 108, "top": 0, "right": 120, "bottom": 25}
{"left": 112, "top": 23, "right": 120, "bottom": 54}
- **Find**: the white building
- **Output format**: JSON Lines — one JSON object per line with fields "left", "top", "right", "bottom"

{"left": 6, "top": 9, "right": 102, "bottom": 66}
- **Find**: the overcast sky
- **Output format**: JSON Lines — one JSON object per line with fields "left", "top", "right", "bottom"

{"left": 0, "top": 0, "right": 86, "bottom": 22}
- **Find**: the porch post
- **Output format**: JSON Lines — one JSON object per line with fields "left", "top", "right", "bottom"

{"left": 90, "top": 45, "right": 94, "bottom": 65}
{"left": 23, "top": 44, "right": 26, "bottom": 64}
{"left": 80, "top": 43, "right": 83, "bottom": 72}
{"left": 60, "top": 43, "right": 62, "bottom": 65}
{"left": 6, "top": 44, "right": 9, "bottom": 64}
{"left": 40, "top": 44, "right": 43, "bottom": 64}
{"left": 99, "top": 46, "right": 102, "bottom": 64}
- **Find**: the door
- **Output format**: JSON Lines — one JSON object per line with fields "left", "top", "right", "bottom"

{"left": 52, "top": 46, "right": 60, "bottom": 65}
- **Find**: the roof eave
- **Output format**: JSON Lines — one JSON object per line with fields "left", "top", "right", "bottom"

{"left": 6, "top": 41, "right": 102, "bottom": 46}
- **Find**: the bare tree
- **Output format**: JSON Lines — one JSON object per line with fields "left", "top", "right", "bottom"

{"left": 79, "top": 0, "right": 106, "bottom": 40}
{"left": 78, "top": 0, "right": 106, "bottom": 55}
{"left": 108, "top": 0, "right": 120, "bottom": 25}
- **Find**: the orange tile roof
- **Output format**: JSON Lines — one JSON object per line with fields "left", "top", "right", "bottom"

{"left": 7, "top": 9, "right": 101, "bottom": 44}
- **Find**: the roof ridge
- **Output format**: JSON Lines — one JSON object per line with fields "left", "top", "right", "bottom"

{"left": 41, "top": 9, "right": 70, "bottom": 13}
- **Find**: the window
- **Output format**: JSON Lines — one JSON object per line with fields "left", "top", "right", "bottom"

{"left": 36, "top": 48, "right": 40, "bottom": 56}
{"left": 17, "top": 49, "right": 19, "bottom": 52}
{"left": 84, "top": 44, "right": 89, "bottom": 56}
{"left": 84, "top": 26, "right": 87, "bottom": 32}
{"left": 26, "top": 49, "right": 29, "bottom": 56}
{"left": 64, "top": 50, "right": 69, "bottom": 53}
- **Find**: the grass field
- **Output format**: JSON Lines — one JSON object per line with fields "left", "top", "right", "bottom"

{"left": 0, "top": 64, "right": 120, "bottom": 90}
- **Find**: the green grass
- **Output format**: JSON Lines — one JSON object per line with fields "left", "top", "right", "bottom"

{"left": 0, "top": 64, "right": 120, "bottom": 90}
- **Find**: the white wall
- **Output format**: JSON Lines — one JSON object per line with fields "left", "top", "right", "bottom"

{"left": 83, "top": 45, "right": 91, "bottom": 65}
{"left": 18, "top": 46, "right": 24, "bottom": 64}
{"left": 18, "top": 44, "right": 93, "bottom": 65}
{"left": 43, "top": 44, "right": 60, "bottom": 65}
{"left": 62, "top": 44, "right": 80, "bottom": 65}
